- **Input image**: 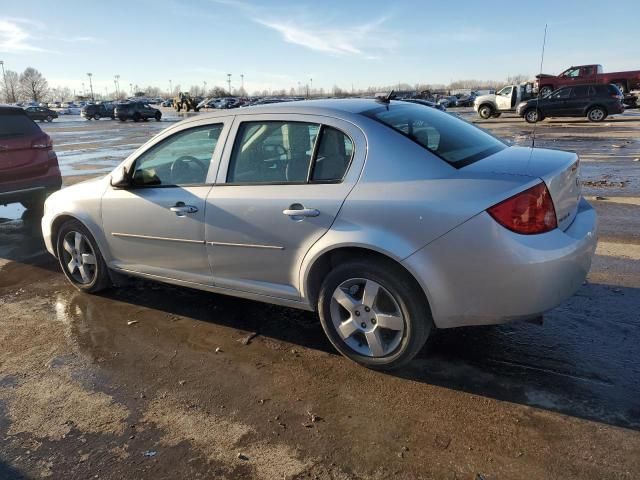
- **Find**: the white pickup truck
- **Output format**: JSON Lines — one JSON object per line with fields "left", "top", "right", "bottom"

{"left": 474, "top": 83, "right": 535, "bottom": 119}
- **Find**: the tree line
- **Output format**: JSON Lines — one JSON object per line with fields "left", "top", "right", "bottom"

{"left": 2, "top": 67, "right": 49, "bottom": 103}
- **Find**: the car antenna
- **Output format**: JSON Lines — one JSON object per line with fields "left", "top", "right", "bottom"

{"left": 531, "top": 24, "right": 548, "bottom": 150}
{"left": 375, "top": 90, "right": 395, "bottom": 104}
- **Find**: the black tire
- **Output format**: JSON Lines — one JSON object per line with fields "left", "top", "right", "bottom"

{"left": 46, "top": 115, "right": 53, "bottom": 122}
{"left": 477, "top": 104, "right": 493, "bottom": 119}
{"left": 142, "top": 116, "right": 149, "bottom": 122}
{"left": 21, "top": 192, "right": 46, "bottom": 211}
{"left": 111, "top": 115, "right": 115, "bottom": 120}
{"left": 94, "top": 113, "right": 101, "bottom": 120}
{"left": 539, "top": 85, "right": 553, "bottom": 97}
{"left": 133, "top": 113, "right": 141, "bottom": 122}
{"left": 524, "top": 108, "right": 543, "bottom": 123}
{"left": 318, "top": 259, "right": 432, "bottom": 370}
{"left": 56, "top": 219, "right": 110, "bottom": 293}
{"left": 155, "top": 112, "right": 162, "bottom": 121}
{"left": 587, "top": 106, "right": 607, "bottom": 122}
{"left": 119, "top": 116, "right": 127, "bottom": 122}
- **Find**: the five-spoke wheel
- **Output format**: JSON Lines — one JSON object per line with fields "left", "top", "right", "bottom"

{"left": 319, "top": 260, "right": 432, "bottom": 370}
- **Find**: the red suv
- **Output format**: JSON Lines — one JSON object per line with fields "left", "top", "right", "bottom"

{"left": 0, "top": 106, "right": 62, "bottom": 209}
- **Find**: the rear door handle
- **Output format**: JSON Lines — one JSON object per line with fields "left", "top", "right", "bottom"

{"left": 283, "top": 205, "right": 320, "bottom": 218}
{"left": 170, "top": 202, "right": 198, "bottom": 216}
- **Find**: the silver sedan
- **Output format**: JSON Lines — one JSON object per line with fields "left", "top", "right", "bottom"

{"left": 42, "top": 99, "right": 597, "bottom": 369}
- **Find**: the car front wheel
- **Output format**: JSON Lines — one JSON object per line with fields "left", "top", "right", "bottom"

{"left": 524, "top": 108, "right": 542, "bottom": 123}
{"left": 56, "top": 220, "right": 110, "bottom": 293}
{"left": 318, "top": 260, "right": 432, "bottom": 370}
{"left": 478, "top": 104, "right": 493, "bottom": 119}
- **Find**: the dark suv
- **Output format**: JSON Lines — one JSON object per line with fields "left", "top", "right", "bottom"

{"left": 115, "top": 102, "right": 162, "bottom": 122}
{"left": 517, "top": 84, "right": 624, "bottom": 123}
{"left": 81, "top": 103, "right": 115, "bottom": 120}
{"left": 24, "top": 106, "right": 58, "bottom": 122}
{"left": 0, "top": 107, "right": 62, "bottom": 209}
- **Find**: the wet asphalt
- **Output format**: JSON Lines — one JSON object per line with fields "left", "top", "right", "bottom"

{"left": 0, "top": 107, "right": 639, "bottom": 479}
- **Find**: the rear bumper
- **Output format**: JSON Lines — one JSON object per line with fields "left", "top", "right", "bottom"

{"left": 0, "top": 167, "right": 62, "bottom": 205}
{"left": 402, "top": 197, "right": 598, "bottom": 328}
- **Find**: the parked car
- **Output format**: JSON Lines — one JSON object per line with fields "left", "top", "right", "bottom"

{"left": 41, "top": 99, "right": 597, "bottom": 369}
{"left": 474, "top": 83, "right": 535, "bottom": 119}
{"left": 219, "top": 97, "right": 240, "bottom": 109}
{"left": 536, "top": 64, "right": 640, "bottom": 97}
{"left": 0, "top": 106, "right": 62, "bottom": 210}
{"left": 81, "top": 103, "right": 115, "bottom": 120}
{"left": 161, "top": 99, "right": 173, "bottom": 107}
{"left": 517, "top": 84, "right": 624, "bottom": 123}
{"left": 455, "top": 92, "right": 477, "bottom": 107}
{"left": 400, "top": 98, "right": 447, "bottom": 111}
{"left": 115, "top": 102, "right": 162, "bottom": 122}
{"left": 24, "top": 106, "right": 58, "bottom": 123}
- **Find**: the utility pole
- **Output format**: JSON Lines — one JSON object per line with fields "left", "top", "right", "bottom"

{"left": 203, "top": 80, "right": 207, "bottom": 95}
{"left": 82, "top": 82, "right": 85, "bottom": 96}
{"left": 0, "top": 60, "right": 6, "bottom": 102}
{"left": 129, "top": 83, "right": 133, "bottom": 95}
{"left": 114, "top": 74, "right": 120, "bottom": 99}
{"left": 309, "top": 77, "right": 313, "bottom": 97}
{"left": 87, "top": 73, "right": 94, "bottom": 101}
{"left": 227, "top": 73, "right": 232, "bottom": 95}
{"left": 297, "top": 81, "right": 301, "bottom": 96}
{"left": 169, "top": 79, "right": 172, "bottom": 96}
{"left": 240, "top": 74, "right": 244, "bottom": 94}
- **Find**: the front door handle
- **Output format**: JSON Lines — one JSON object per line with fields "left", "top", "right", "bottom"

{"left": 283, "top": 204, "right": 320, "bottom": 218}
{"left": 170, "top": 202, "right": 198, "bottom": 217}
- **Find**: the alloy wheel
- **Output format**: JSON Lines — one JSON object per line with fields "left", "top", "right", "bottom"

{"left": 61, "top": 231, "right": 97, "bottom": 284}
{"left": 526, "top": 110, "right": 539, "bottom": 123}
{"left": 589, "top": 108, "right": 605, "bottom": 121}
{"left": 329, "top": 278, "right": 405, "bottom": 357}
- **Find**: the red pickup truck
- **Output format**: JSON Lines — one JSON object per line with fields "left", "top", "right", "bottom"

{"left": 536, "top": 64, "right": 640, "bottom": 97}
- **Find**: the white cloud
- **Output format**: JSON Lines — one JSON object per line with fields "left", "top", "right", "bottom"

{"left": 0, "top": 18, "right": 48, "bottom": 53}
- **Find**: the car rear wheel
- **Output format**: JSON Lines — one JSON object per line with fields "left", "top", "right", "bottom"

{"left": 56, "top": 220, "right": 110, "bottom": 293}
{"left": 318, "top": 260, "right": 432, "bottom": 370}
{"left": 119, "top": 117, "right": 126, "bottom": 122}
{"left": 155, "top": 112, "right": 162, "bottom": 121}
{"left": 94, "top": 113, "right": 100, "bottom": 120}
{"left": 524, "top": 108, "right": 542, "bottom": 123}
{"left": 478, "top": 104, "right": 493, "bottom": 119}
{"left": 133, "top": 113, "right": 141, "bottom": 122}
{"left": 587, "top": 106, "right": 607, "bottom": 122}
{"left": 46, "top": 115, "right": 53, "bottom": 122}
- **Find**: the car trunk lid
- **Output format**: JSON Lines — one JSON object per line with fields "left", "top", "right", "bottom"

{"left": 464, "top": 146, "right": 581, "bottom": 231}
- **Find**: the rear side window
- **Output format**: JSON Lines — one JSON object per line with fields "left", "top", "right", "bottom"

{"left": 0, "top": 110, "right": 40, "bottom": 138}
{"left": 363, "top": 103, "right": 505, "bottom": 168}
{"left": 571, "top": 86, "right": 589, "bottom": 98}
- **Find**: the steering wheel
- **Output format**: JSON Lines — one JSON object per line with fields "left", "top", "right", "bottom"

{"left": 170, "top": 155, "right": 207, "bottom": 184}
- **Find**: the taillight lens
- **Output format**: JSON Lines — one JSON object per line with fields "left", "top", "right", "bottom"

{"left": 31, "top": 134, "right": 52, "bottom": 149}
{"left": 487, "top": 182, "right": 557, "bottom": 235}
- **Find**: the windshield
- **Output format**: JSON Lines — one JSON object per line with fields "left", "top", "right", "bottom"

{"left": 363, "top": 103, "right": 506, "bottom": 168}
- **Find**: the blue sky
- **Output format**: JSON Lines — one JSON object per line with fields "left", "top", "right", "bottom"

{"left": 0, "top": 0, "right": 638, "bottom": 95}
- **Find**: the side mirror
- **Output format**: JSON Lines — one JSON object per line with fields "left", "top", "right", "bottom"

{"left": 110, "top": 166, "right": 130, "bottom": 188}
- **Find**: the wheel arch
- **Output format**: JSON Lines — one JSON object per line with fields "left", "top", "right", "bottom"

{"left": 302, "top": 245, "right": 432, "bottom": 318}
{"left": 50, "top": 212, "right": 111, "bottom": 263}
{"left": 586, "top": 103, "right": 608, "bottom": 117}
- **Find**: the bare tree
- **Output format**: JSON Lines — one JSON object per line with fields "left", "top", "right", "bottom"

{"left": 19, "top": 67, "right": 49, "bottom": 102}
{"left": 2, "top": 70, "right": 20, "bottom": 103}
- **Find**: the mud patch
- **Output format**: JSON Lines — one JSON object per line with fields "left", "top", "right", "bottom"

{"left": 143, "top": 394, "right": 309, "bottom": 479}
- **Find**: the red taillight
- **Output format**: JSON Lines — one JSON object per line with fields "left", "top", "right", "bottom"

{"left": 487, "top": 182, "right": 557, "bottom": 235}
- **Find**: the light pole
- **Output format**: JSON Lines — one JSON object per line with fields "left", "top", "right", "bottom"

{"left": 0, "top": 60, "right": 6, "bottom": 102}
{"left": 82, "top": 82, "right": 85, "bottom": 96}
{"left": 227, "top": 73, "right": 231, "bottom": 95}
{"left": 310, "top": 77, "right": 313, "bottom": 97}
{"left": 203, "top": 80, "right": 207, "bottom": 96}
{"left": 129, "top": 83, "right": 133, "bottom": 96}
{"left": 87, "top": 73, "right": 94, "bottom": 101}
{"left": 297, "top": 81, "right": 301, "bottom": 96}
{"left": 114, "top": 75, "right": 120, "bottom": 99}
{"left": 169, "top": 79, "right": 172, "bottom": 96}
{"left": 240, "top": 74, "right": 244, "bottom": 94}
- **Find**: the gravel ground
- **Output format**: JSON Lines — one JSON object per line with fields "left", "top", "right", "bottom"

{"left": 0, "top": 106, "right": 639, "bottom": 480}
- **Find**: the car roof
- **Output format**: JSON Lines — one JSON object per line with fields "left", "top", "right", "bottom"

{"left": 0, "top": 105, "right": 28, "bottom": 114}
{"left": 182, "top": 98, "right": 387, "bottom": 125}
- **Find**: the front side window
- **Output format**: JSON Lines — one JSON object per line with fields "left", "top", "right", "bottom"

{"left": 363, "top": 103, "right": 505, "bottom": 168}
{"left": 563, "top": 68, "right": 580, "bottom": 77}
{"left": 132, "top": 124, "right": 222, "bottom": 186}
{"left": 551, "top": 88, "right": 571, "bottom": 99}
{"left": 497, "top": 86, "right": 513, "bottom": 96}
{"left": 227, "top": 121, "right": 320, "bottom": 184}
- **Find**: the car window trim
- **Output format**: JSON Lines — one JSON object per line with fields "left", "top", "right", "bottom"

{"left": 222, "top": 120, "right": 355, "bottom": 186}
{"left": 128, "top": 123, "right": 224, "bottom": 188}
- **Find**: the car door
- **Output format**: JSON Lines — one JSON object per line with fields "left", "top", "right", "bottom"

{"left": 101, "top": 118, "right": 232, "bottom": 284}
{"left": 495, "top": 86, "right": 513, "bottom": 110}
{"left": 545, "top": 87, "right": 572, "bottom": 116}
{"left": 565, "top": 85, "right": 590, "bottom": 115}
{"left": 205, "top": 114, "right": 366, "bottom": 300}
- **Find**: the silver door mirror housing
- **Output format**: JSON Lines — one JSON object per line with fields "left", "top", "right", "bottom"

{"left": 110, "top": 166, "right": 130, "bottom": 188}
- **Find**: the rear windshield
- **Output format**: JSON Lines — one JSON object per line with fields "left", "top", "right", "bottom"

{"left": 363, "top": 103, "right": 506, "bottom": 168}
{"left": 0, "top": 110, "right": 40, "bottom": 138}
